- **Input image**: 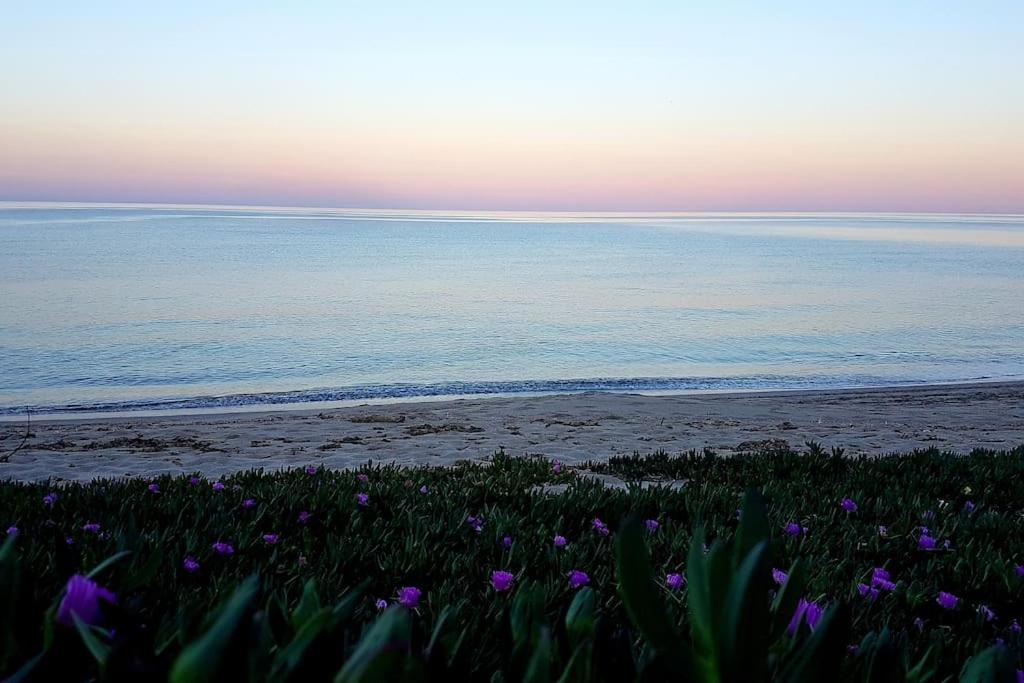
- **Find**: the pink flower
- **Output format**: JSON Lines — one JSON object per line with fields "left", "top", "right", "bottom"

{"left": 568, "top": 570, "right": 590, "bottom": 588}
{"left": 491, "top": 570, "right": 515, "bottom": 592}
{"left": 398, "top": 586, "right": 421, "bottom": 608}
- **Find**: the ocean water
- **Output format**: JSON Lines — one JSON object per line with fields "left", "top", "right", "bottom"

{"left": 1, "top": 204, "right": 1023, "bottom": 416}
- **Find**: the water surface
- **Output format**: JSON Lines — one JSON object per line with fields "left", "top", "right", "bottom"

{"left": 1, "top": 204, "right": 1022, "bottom": 415}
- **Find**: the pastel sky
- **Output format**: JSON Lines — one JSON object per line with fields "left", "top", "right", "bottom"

{"left": 2, "top": 1, "right": 1023, "bottom": 212}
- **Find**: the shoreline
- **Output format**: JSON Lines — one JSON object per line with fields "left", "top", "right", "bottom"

{"left": 1, "top": 380, "right": 1022, "bottom": 482}
{"left": 3, "top": 376, "right": 1022, "bottom": 423}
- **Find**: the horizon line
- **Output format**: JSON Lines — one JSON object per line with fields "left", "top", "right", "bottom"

{"left": 3, "top": 199, "right": 1023, "bottom": 219}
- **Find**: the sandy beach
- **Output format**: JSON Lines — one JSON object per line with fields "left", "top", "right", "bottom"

{"left": 0, "top": 381, "right": 1021, "bottom": 482}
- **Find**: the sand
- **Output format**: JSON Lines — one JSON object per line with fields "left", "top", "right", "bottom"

{"left": 1, "top": 381, "right": 1022, "bottom": 482}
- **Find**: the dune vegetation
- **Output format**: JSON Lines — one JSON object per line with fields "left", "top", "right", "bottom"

{"left": 2, "top": 446, "right": 1023, "bottom": 681}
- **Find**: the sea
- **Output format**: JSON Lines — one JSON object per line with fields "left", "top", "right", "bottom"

{"left": 1, "top": 203, "right": 1023, "bottom": 417}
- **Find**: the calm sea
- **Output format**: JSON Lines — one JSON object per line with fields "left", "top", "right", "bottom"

{"left": 1, "top": 204, "right": 1023, "bottom": 416}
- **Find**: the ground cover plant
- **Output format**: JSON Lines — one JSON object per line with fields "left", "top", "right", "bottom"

{"left": 1, "top": 445, "right": 1023, "bottom": 681}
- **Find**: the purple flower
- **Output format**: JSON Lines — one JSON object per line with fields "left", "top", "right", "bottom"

{"left": 298, "top": 555, "right": 307, "bottom": 567}
{"left": 491, "top": 570, "right": 515, "bottom": 592}
{"left": 978, "top": 604, "right": 995, "bottom": 622}
{"left": 56, "top": 575, "right": 116, "bottom": 626}
{"left": 1015, "top": 564, "right": 1024, "bottom": 578}
{"left": 553, "top": 535, "right": 567, "bottom": 548}
{"left": 918, "top": 534, "right": 936, "bottom": 550}
{"left": 783, "top": 522, "right": 805, "bottom": 536}
{"left": 419, "top": 485, "right": 428, "bottom": 494}
{"left": 297, "top": 510, "right": 311, "bottom": 524}
{"left": 666, "top": 573, "right": 685, "bottom": 590}
{"left": 148, "top": 483, "right": 160, "bottom": 494}
{"left": 772, "top": 568, "right": 789, "bottom": 586}
{"left": 305, "top": 465, "right": 318, "bottom": 475}
{"left": 241, "top": 498, "right": 256, "bottom": 509}
{"left": 5, "top": 526, "right": 17, "bottom": 537}
{"left": 83, "top": 522, "right": 101, "bottom": 534}
{"left": 212, "top": 541, "right": 234, "bottom": 556}
{"left": 936, "top": 591, "right": 958, "bottom": 610}
{"left": 356, "top": 493, "right": 369, "bottom": 507}
{"left": 501, "top": 535, "right": 513, "bottom": 549}
{"left": 870, "top": 568, "right": 896, "bottom": 592}
{"left": 1011, "top": 620, "right": 1021, "bottom": 634}
{"left": 65, "top": 536, "right": 74, "bottom": 546}
{"left": 262, "top": 533, "right": 279, "bottom": 545}
{"left": 858, "top": 584, "right": 880, "bottom": 600}
{"left": 645, "top": 519, "right": 660, "bottom": 533}
{"left": 212, "top": 481, "right": 225, "bottom": 492}
{"left": 43, "top": 492, "right": 58, "bottom": 506}
{"left": 878, "top": 525, "right": 888, "bottom": 536}
{"left": 568, "top": 570, "right": 590, "bottom": 589}
{"left": 357, "top": 473, "right": 369, "bottom": 483}
{"left": 963, "top": 500, "right": 975, "bottom": 513}
{"left": 466, "top": 515, "right": 483, "bottom": 533}
{"left": 913, "top": 617, "right": 926, "bottom": 632}
{"left": 182, "top": 556, "right": 200, "bottom": 573}
{"left": 375, "top": 598, "right": 388, "bottom": 610}
{"left": 787, "top": 599, "right": 824, "bottom": 635}
{"left": 840, "top": 498, "right": 858, "bottom": 513}
{"left": 592, "top": 518, "right": 610, "bottom": 537}
{"left": 552, "top": 460, "right": 562, "bottom": 474}
{"left": 189, "top": 476, "right": 201, "bottom": 486}
{"left": 398, "top": 586, "right": 421, "bottom": 608}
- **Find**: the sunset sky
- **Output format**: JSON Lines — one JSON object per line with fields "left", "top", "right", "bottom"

{"left": 2, "top": 1, "right": 1023, "bottom": 212}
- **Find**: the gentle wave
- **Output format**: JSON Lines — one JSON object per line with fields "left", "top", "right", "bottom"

{"left": 0, "top": 374, "right": 1012, "bottom": 417}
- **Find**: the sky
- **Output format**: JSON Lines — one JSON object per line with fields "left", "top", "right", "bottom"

{"left": 1, "top": 1, "right": 1023, "bottom": 212}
